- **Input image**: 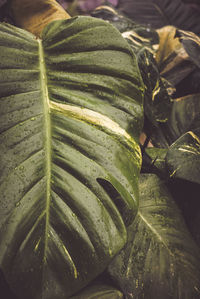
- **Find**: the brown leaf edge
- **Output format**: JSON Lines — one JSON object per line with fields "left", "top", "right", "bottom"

{"left": 9, "top": 0, "right": 71, "bottom": 37}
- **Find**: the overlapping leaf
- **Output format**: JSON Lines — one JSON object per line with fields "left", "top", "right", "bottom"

{"left": 166, "top": 130, "right": 200, "bottom": 183}
{"left": 117, "top": 0, "right": 200, "bottom": 34}
{"left": 0, "top": 17, "right": 143, "bottom": 299}
{"left": 92, "top": 5, "right": 172, "bottom": 147}
{"left": 156, "top": 26, "right": 195, "bottom": 87}
{"left": 168, "top": 93, "right": 200, "bottom": 139}
{"left": 142, "top": 147, "right": 168, "bottom": 178}
{"left": 71, "top": 283, "right": 123, "bottom": 299}
{"left": 9, "top": 0, "right": 70, "bottom": 36}
{"left": 107, "top": 174, "right": 200, "bottom": 299}
{"left": 142, "top": 25, "right": 200, "bottom": 146}
{"left": 177, "top": 29, "right": 200, "bottom": 68}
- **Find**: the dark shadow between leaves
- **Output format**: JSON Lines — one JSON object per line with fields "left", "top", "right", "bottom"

{"left": 0, "top": 268, "right": 19, "bottom": 299}
{"left": 97, "top": 178, "right": 133, "bottom": 226}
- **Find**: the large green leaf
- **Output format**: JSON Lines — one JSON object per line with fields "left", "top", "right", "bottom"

{"left": 0, "top": 17, "right": 143, "bottom": 299}
{"left": 107, "top": 174, "right": 200, "bottom": 299}
{"left": 92, "top": 4, "right": 159, "bottom": 50}
{"left": 92, "top": 5, "right": 173, "bottom": 148}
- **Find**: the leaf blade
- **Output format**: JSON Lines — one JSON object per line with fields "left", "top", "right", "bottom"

{"left": 0, "top": 17, "right": 143, "bottom": 298}
{"left": 108, "top": 174, "right": 200, "bottom": 299}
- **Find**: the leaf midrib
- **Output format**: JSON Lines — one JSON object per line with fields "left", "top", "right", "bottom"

{"left": 38, "top": 38, "right": 51, "bottom": 263}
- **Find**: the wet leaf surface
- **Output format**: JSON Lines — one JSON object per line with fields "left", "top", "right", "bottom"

{"left": 107, "top": 174, "right": 200, "bottom": 299}
{"left": 166, "top": 130, "right": 200, "bottom": 183}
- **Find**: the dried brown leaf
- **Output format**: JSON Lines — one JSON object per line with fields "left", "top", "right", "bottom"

{"left": 10, "top": 0, "right": 70, "bottom": 37}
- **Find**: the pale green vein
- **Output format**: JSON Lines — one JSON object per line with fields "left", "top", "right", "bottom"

{"left": 50, "top": 100, "right": 141, "bottom": 163}
{"left": 138, "top": 211, "right": 174, "bottom": 257}
{"left": 19, "top": 211, "right": 46, "bottom": 253}
{"left": 189, "top": 131, "right": 200, "bottom": 144}
{"left": 38, "top": 38, "right": 51, "bottom": 263}
{"left": 62, "top": 244, "right": 78, "bottom": 279}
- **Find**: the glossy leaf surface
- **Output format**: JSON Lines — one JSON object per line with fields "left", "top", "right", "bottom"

{"left": 108, "top": 174, "right": 200, "bottom": 299}
{"left": 92, "top": 5, "right": 173, "bottom": 147}
{"left": 166, "top": 130, "right": 200, "bottom": 183}
{"left": 168, "top": 94, "right": 200, "bottom": 140}
{"left": 0, "top": 17, "right": 143, "bottom": 299}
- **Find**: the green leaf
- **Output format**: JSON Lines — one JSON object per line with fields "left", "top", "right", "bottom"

{"left": 92, "top": 5, "right": 175, "bottom": 149}
{"left": 107, "top": 174, "right": 200, "bottom": 299}
{"left": 168, "top": 94, "right": 200, "bottom": 140}
{"left": 165, "top": 130, "right": 200, "bottom": 183}
{"left": 92, "top": 5, "right": 174, "bottom": 148}
{"left": 137, "top": 49, "right": 172, "bottom": 126}
{"left": 142, "top": 147, "right": 168, "bottom": 177}
{"left": 177, "top": 29, "right": 200, "bottom": 68}
{"left": 0, "top": 17, "right": 143, "bottom": 299}
{"left": 143, "top": 91, "right": 200, "bottom": 148}
{"left": 190, "top": 209, "right": 200, "bottom": 248}
{"left": 117, "top": 0, "right": 200, "bottom": 35}
{"left": 92, "top": 5, "right": 139, "bottom": 34}
{"left": 92, "top": 5, "right": 159, "bottom": 52}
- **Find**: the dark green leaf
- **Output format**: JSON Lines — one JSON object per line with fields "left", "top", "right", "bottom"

{"left": 165, "top": 130, "right": 200, "bottom": 183}
{"left": 176, "top": 29, "right": 200, "bottom": 68}
{"left": 168, "top": 94, "right": 200, "bottom": 140}
{"left": 107, "top": 174, "right": 200, "bottom": 299}
{"left": 142, "top": 147, "right": 168, "bottom": 177}
{"left": 117, "top": 0, "right": 200, "bottom": 35}
{"left": 70, "top": 283, "right": 123, "bottom": 299}
{"left": 144, "top": 92, "right": 200, "bottom": 148}
{"left": 92, "top": 5, "right": 174, "bottom": 144}
{"left": 137, "top": 49, "right": 172, "bottom": 126}
{"left": 0, "top": 17, "right": 143, "bottom": 299}
{"left": 92, "top": 5, "right": 139, "bottom": 33}
{"left": 166, "top": 179, "right": 200, "bottom": 252}
{"left": 173, "top": 67, "right": 200, "bottom": 98}
{"left": 93, "top": 4, "right": 159, "bottom": 50}
{"left": 190, "top": 210, "right": 200, "bottom": 248}
{"left": 92, "top": 4, "right": 159, "bottom": 63}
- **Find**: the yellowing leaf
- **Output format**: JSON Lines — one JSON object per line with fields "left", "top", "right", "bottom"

{"left": 10, "top": 0, "right": 70, "bottom": 37}
{"left": 156, "top": 25, "right": 185, "bottom": 66}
